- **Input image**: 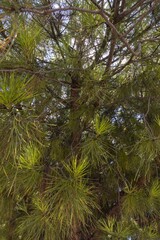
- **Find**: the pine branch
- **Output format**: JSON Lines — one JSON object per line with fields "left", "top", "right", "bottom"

{"left": 0, "top": 4, "right": 101, "bottom": 15}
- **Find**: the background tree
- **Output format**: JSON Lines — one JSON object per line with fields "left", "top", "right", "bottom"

{"left": 0, "top": 0, "right": 160, "bottom": 239}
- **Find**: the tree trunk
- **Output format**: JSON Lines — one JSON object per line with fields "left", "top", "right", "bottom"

{"left": 70, "top": 75, "right": 81, "bottom": 152}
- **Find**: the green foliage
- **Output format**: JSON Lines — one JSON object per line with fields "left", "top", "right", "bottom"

{"left": 148, "top": 180, "right": 160, "bottom": 213}
{"left": 18, "top": 143, "right": 41, "bottom": 169}
{"left": 16, "top": 22, "right": 42, "bottom": 62}
{"left": 0, "top": 73, "right": 34, "bottom": 109}
{"left": 81, "top": 114, "right": 113, "bottom": 166}
{"left": 99, "top": 217, "right": 134, "bottom": 239}
{"left": 46, "top": 158, "right": 97, "bottom": 238}
{"left": 0, "top": 113, "right": 44, "bottom": 161}
{"left": 135, "top": 223, "right": 159, "bottom": 240}
{"left": 94, "top": 114, "right": 113, "bottom": 136}
{"left": 17, "top": 197, "right": 55, "bottom": 240}
{"left": 155, "top": 115, "right": 160, "bottom": 127}
{"left": 82, "top": 136, "right": 110, "bottom": 166}
{"left": 122, "top": 186, "right": 150, "bottom": 218}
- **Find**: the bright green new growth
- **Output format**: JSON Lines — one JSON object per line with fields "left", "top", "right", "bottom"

{"left": 94, "top": 114, "right": 113, "bottom": 136}
{"left": 0, "top": 73, "right": 34, "bottom": 109}
{"left": 46, "top": 159, "right": 97, "bottom": 237}
{"left": 18, "top": 143, "right": 41, "bottom": 169}
{"left": 99, "top": 217, "right": 134, "bottom": 239}
{"left": 17, "top": 158, "right": 97, "bottom": 239}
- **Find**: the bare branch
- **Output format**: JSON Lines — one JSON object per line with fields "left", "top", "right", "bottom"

{"left": 119, "top": 0, "right": 146, "bottom": 19}
{"left": 90, "top": 0, "right": 110, "bottom": 17}
{"left": 120, "top": 0, "right": 126, "bottom": 13}
{"left": 0, "top": 5, "right": 100, "bottom": 15}
{"left": 99, "top": 10, "right": 138, "bottom": 56}
{"left": 140, "top": 37, "right": 160, "bottom": 42}
{"left": 123, "top": 0, "right": 159, "bottom": 37}
{"left": 106, "top": 31, "right": 117, "bottom": 68}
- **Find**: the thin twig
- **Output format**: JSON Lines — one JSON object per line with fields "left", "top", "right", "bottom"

{"left": 99, "top": 10, "right": 138, "bottom": 56}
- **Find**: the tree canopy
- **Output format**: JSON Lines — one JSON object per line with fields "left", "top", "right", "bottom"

{"left": 0, "top": 0, "right": 160, "bottom": 239}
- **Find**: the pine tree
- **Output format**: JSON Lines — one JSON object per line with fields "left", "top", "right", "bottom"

{"left": 0, "top": 0, "right": 160, "bottom": 239}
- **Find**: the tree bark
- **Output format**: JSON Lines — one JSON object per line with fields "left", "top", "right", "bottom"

{"left": 70, "top": 75, "right": 81, "bottom": 151}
